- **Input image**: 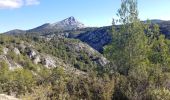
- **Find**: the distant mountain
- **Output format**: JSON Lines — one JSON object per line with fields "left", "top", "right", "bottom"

{"left": 53, "top": 16, "right": 85, "bottom": 29}
{"left": 28, "top": 16, "right": 85, "bottom": 33}
{"left": 159, "top": 21, "right": 170, "bottom": 37}
{"left": 143, "top": 19, "right": 165, "bottom": 24}
{"left": 5, "top": 16, "right": 85, "bottom": 34}
{"left": 5, "top": 29, "right": 26, "bottom": 35}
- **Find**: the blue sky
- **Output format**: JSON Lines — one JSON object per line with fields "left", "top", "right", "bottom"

{"left": 0, "top": 0, "right": 170, "bottom": 32}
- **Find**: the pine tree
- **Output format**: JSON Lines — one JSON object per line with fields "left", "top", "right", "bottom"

{"left": 105, "top": 0, "right": 148, "bottom": 75}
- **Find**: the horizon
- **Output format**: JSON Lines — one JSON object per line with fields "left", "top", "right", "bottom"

{"left": 0, "top": 0, "right": 170, "bottom": 33}
{"left": 3, "top": 17, "right": 170, "bottom": 32}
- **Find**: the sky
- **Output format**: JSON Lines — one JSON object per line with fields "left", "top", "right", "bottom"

{"left": 0, "top": 0, "right": 170, "bottom": 33}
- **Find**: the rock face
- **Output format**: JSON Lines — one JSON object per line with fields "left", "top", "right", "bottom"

{"left": 3, "top": 48, "right": 8, "bottom": 55}
{"left": 0, "top": 55, "right": 22, "bottom": 70}
{"left": 26, "top": 48, "right": 56, "bottom": 68}
{"left": 65, "top": 40, "right": 109, "bottom": 66}
{"left": 0, "top": 45, "right": 57, "bottom": 70}
{"left": 33, "top": 55, "right": 41, "bottom": 64}
{"left": 28, "top": 49, "right": 37, "bottom": 59}
{"left": 77, "top": 26, "right": 112, "bottom": 52}
{"left": 13, "top": 48, "right": 20, "bottom": 55}
{"left": 97, "top": 56, "right": 109, "bottom": 66}
{"left": 0, "top": 94, "right": 19, "bottom": 100}
{"left": 159, "top": 21, "right": 170, "bottom": 38}
{"left": 42, "top": 56, "right": 56, "bottom": 68}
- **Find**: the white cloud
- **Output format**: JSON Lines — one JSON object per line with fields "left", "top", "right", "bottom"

{"left": 0, "top": 0, "right": 23, "bottom": 9}
{"left": 0, "top": 0, "right": 40, "bottom": 9}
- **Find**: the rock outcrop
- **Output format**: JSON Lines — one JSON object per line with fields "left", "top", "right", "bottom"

{"left": 33, "top": 55, "right": 41, "bottom": 64}
{"left": 41, "top": 56, "right": 56, "bottom": 68}
{"left": 65, "top": 40, "right": 109, "bottom": 66}
{"left": 28, "top": 49, "right": 37, "bottom": 59}
{"left": 3, "top": 48, "right": 8, "bottom": 55}
{"left": 13, "top": 48, "right": 20, "bottom": 55}
{"left": 0, "top": 94, "right": 19, "bottom": 100}
{"left": 77, "top": 27, "right": 112, "bottom": 52}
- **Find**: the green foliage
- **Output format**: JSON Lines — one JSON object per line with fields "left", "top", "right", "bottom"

{"left": 104, "top": 0, "right": 170, "bottom": 99}
{"left": 105, "top": 0, "right": 148, "bottom": 75}
{"left": 147, "top": 88, "right": 170, "bottom": 100}
{"left": 28, "top": 36, "right": 107, "bottom": 75}
{"left": 0, "top": 60, "right": 35, "bottom": 96}
{"left": 8, "top": 69, "right": 36, "bottom": 95}
{"left": 1, "top": 0, "right": 170, "bottom": 99}
{"left": 0, "top": 45, "right": 3, "bottom": 55}
{"left": 0, "top": 35, "right": 20, "bottom": 45}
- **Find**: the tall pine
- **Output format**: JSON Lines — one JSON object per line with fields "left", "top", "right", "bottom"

{"left": 105, "top": 0, "right": 148, "bottom": 75}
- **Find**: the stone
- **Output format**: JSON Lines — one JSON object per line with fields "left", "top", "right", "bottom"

{"left": 13, "top": 48, "right": 20, "bottom": 55}
{"left": 97, "top": 57, "right": 109, "bottom": 66}
{"left": 28, "top": 50, "right": 37, "bottom": 59}
{"left": 42, "top": 56, "right": 56, "bottom": 68}
{"left": 0, "top": 94, "right": 19, "bottom": 100}
{"left": 3, "top": 47, "right": 8, "bottom": 55}
{"left": 33, "top": 55, "right": 41, "bottom": 64}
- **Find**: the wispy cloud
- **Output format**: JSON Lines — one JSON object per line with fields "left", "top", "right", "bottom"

{"left": 0, "top": 0, "right": 40, "bottom": 9}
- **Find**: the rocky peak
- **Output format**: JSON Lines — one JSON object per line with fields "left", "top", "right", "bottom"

{"left": 53, "top": 16, "right": 85, "bottom": 28}
{"left": 62, "top": 16, "right": 77, "bottom": 25}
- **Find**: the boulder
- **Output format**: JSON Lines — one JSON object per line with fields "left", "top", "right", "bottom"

{"left": 13, "top": 48, "right": 20, "bottom": 55}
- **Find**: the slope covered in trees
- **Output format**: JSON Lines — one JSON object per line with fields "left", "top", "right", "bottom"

{"left": 0, "top": 0, "right": 170, "bottom": 100}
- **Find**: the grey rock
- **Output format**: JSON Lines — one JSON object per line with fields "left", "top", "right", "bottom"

{"left": 3, "top": 47, "right": 8, "bottom": 55}
{"left": 28, "top": 50, "right": 37, "bottom": 59}
{"left": 13, "top": 48, "right": 20, "bottom": 55}
{"left": 42, "top": 56, "right": 56, "bottom": 68}
{"left": 0, "top": 94, "right": 19, "bottom": 100}
{"left": 33, "top": 55, "right": 41, "bottom": 64}
{"left": 97, "top": 57, "right": 109, "bottom": 66}
{"left": 65, "top": 40, "right": 109, "bottom": 66}
{"left": 0, "top": 55, "right": 22, "bottom": 70}
{"left": 77, "top": 27, "right": 112, "bottom": 52}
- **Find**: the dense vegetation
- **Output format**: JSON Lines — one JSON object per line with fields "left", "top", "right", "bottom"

{"left": 104, "top": 0, "right": 170, "bottom": 99}
{"left": 0, "top": 34, "right": 114, "bottom": 99}
{"left": 0, "top": 0, "right": 170, "bottom": 100}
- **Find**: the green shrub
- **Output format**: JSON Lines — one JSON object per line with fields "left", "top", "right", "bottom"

{"left": 147, "top": 88, "right": 170, "bottom": 100}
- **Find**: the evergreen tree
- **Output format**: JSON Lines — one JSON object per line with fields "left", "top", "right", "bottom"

{"left": 105, "top": 0, "right": 148, "bottom": 75}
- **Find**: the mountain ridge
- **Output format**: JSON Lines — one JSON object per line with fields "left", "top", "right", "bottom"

{"left": 5, "top": 16, "right": 86, "bottom": 34}
{"left": 4, "top": 18, "right": 170, "bottom": 53}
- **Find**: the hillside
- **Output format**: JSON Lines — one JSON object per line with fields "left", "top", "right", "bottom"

{"left": 1, "top": 0, "right": 170, "bottom": 99}
{"left": 0, "top": 34, "right": 114, "bottom": 99}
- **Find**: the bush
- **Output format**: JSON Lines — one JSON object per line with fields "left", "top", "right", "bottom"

{"left": 147, "top": 88, "right": 170, "bottom": 100}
